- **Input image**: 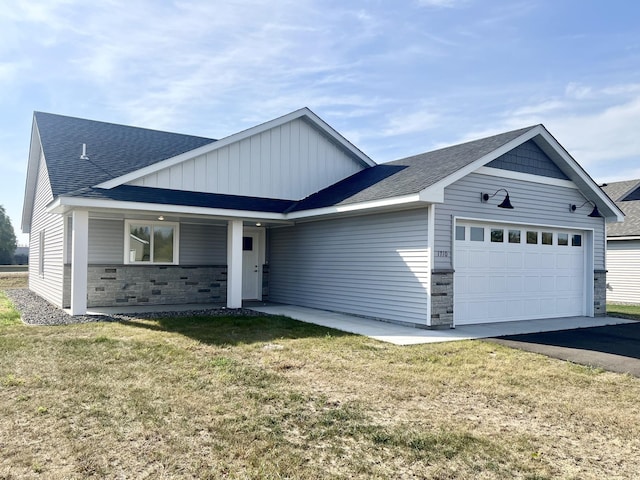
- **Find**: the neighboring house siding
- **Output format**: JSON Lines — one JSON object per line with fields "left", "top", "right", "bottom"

{"left": 28, "top": 152, "right": 65, "bottom": 307}
{"left": 434, "top": 172, "right": 606, "bottom": 270}
{"left": 606, "top": 240, "right": 640, "bottom": 304}
{"left": 128, "top": 118, "right": 365, "bottom": 200}
{"left": 269, "top": 208, "right": 430, "bottom": 325}
{"left": 179, "top": 224, "right": 227, "bottom": 265}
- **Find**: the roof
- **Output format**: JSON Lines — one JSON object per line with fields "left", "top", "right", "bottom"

{"left": 290, "top": 126, "right": 537, "bottom": 211}
{"left": 34, "top": 112, "right": 217, "bottom": 197}
{"left": 602, "top": 179, "right": 640, "bottom": 237}
{"left": 65, "top": 185, "right": 296, "bottom": 213}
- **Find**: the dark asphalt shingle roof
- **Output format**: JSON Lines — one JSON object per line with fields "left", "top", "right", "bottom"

{"left": 602, "top": 180, "right": 640, "bottom": 237}
{"left": 66, "top": 185, "right": 296, "bottom": 213}
{"left": 35, "top": 112, "right": 216, "bottom": 197}
{"left": 290, "top": 126, "right": 537, "bottom": 211}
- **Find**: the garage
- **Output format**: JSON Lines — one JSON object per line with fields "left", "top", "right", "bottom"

{"left": 454, "top": 221, "right": 587, "bottom": 325}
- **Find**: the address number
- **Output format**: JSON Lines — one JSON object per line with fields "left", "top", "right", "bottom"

{"left": 436, "top": 250, "right": 449, "bottom": 257}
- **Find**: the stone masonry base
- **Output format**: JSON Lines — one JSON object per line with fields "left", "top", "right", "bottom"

{"left": 430, "top": 269, "right": 454, "bottom": 329}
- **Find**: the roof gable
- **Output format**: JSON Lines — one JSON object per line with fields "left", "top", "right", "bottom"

{"left": 603, "top": 179, "right": 640, "bottom": 237}
{"left": 97, "top": 107, "right": 375, "bottom": 190}
{"left": 486, "top": 139, "right": 570, "bottom": 180}
{"left": 34, "top": 112, "right": 216, "bottom": 197}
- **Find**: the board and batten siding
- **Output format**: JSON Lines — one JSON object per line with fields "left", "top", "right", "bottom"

{"left": 28, "top": 151, "right": 65, "bottom": 307}
{"left": 127, "top": 118, "right": 365, "bottom": 200}
{"left": 606, "top": 240, "right": 640, "bottom": 304}
{"left": 269, "top": 208, "right": 430, "bottom": 325}
{"left": 434, "top": 172, "right": 606, "bottom": 270}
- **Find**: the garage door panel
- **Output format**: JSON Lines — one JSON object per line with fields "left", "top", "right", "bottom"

{"left": 455, "top": 222, "right": 586, "bottom": 325}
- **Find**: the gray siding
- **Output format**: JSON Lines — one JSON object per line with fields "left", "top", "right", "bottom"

{"left": 487, "top": 140, "right": 569, "bottom": 179}
{"left": 269, "top": 208, "right": 430, "bottom": 325}
{"left": 434, "top": 172, "right": 606, "bottom": 270}
{"left": 606, "top": 240, "right": 640, "bottom": 304}
{"left": 28, "top": 152, "right": 65, "bottom": 307}
{"left": 89, "top": 219, "right": 125, "bottom": 264}
{"left": 179, "top": 223, "right": 227, "bottom": 265}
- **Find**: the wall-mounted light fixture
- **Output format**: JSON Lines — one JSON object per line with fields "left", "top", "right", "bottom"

{"left": 569, "top": 200, "right": 602, "bottom": 218}
{"left": 481, "top": 188, "right": 514, "bottom": 209}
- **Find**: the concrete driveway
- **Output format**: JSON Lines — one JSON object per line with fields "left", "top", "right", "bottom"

{"left": 489, "top": 322, "right": 640, "bottom": 377}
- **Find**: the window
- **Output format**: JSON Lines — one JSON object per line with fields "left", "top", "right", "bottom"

{"left": 526, "top": 231, "right": 538, "bottom": 244}
{"left": 557, "top": 233, "right": 569, "bottom": 246}
{"left": 455, "top": 225, "right": 465, "bottom": 241}
{"left": 470, "top": 227, "right": 484, "bottom": 242}
{"left": 542, "top": 232, "right": 553, "bottom": 245}
{"left": 508, "top": 230, "right": 521, "bottom": 244}
{"left": 572, "top": 234, "right": 582, "bottom": 247}
{"left": 243, "top": 236, "right": 254, "bottom": 251}
{"left": 490, "top": 228, "right": 504, "bottom": 243}
{"left": 125, "top": 220, "right": 179, "bottom": 264}
{"left": 39, "top": 230, "right": 45, "bottom": 277}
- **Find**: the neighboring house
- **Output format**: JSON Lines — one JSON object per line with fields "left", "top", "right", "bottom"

{"left": 602, "top": 180, "right": 640, "bottom": 305}
{"left": 21, "top": 108, "right": 624, "bottom": 328}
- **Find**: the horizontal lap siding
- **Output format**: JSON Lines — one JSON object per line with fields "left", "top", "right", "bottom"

{"left": 269, "top": 209, "right": 430, "bottom": 325}
{"left": 435, "top": 173, "right": 606, "bottom": 270}
{"left": 28, "top": 153, "right": 64, "bottom": 307}
{"left": 179, "top": 224, "right": 227, "bottom": 265}
{"left": 88, "top": 219, "right": 124, "bottom": 264}
{"left": 606, "top": 241, "right": 640, "bottom": 304}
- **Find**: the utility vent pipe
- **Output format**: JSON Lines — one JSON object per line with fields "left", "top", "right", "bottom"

{"left": 80, "top": 143, "right": 89, "bottom": 160}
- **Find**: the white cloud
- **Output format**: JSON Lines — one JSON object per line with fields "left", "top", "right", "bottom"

{"left": 383, "top": 109, "right": 440, "bottom": 136}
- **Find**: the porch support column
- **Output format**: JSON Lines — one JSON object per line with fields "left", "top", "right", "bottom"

{"left": 227, "top": 219, "right": 243, "bottom": 308}
{"left": 70, "top": 209, "right": 89, "bottom": 315}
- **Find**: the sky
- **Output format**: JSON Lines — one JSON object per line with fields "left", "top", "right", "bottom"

{"left": 2, "top": 0, "right": 640, "bottom": 245}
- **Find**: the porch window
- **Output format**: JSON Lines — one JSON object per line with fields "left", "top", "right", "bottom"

{"left": 124, "top": 220, "right": 179, "bottom": 264}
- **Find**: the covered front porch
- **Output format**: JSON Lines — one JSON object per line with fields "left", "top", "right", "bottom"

{"left": 65, "top": 208, "right": 280, "bottom": 315}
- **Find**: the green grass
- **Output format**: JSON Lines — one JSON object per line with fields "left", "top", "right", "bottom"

{"left": 1, "top": 294, "right": 639, "bottom": 479}
{"left": 608, "top": 303, "right": 640, "bottom": 321}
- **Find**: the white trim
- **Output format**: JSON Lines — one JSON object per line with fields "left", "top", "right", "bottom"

{"left": 95, "top": 108, "right": 376, "bottom": 189}
{"left": 474, "top": 166, "right": 578, "bottom": 189}
{"left": 38, "top": 230, "right": 45, "bottom": 277}
{"left": 607, "top": 235, "right": 640, "bottom": 241}
{"left": 242, "top": 226, "right": 265, "bottom": 301}
{"left": 455, "top": 215, "right": 597, "bottom": 234}
{"left": 426, "top": 204, "right": 435, "bottom": 327}
{"left": 286, "top": 194, "right": 423, "bottom": 220}
{"left": 124, "top": 219, "right": 180, "bottom": 265}
{"left": 227, "top": 219, "right": 243, "bottom": 308}
{"left": 70, "top": 210, "right": 89, "bottom": 315}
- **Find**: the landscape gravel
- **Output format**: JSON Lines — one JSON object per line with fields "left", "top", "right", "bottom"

{"left": 4, "top": 288, "right": 264, "bottom": 326}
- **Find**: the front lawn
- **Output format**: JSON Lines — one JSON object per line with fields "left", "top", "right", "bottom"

{"left": 608, "top": 303, "right": 640, "bottom": 321}
{"left": 1, "top": 292, "right": 639, "bottom": 479}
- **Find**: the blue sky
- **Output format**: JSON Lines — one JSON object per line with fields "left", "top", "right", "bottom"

{"left": 2, "top": 0, "right": 640, "bottom": 245}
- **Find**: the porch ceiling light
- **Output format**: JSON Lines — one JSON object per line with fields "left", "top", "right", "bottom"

{"left": 481, "top": 188, "right": 514, "bottom": 209}
{"left": 569, "top": 200, "right": 602, "bottom": 218}
{"left": 158, "top": 215, "right": 165, "bottom": 221}
{"left": 256, "top": 222, "right": 262, "bottom": 227}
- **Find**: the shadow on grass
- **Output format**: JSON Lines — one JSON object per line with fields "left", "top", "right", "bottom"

{"left": 117, "top": 314, "right": 352, "bottom": 346}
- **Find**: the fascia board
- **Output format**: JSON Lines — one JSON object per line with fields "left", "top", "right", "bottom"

{"left": 21, "top": 118, "right": 43, "bottom": 234}
{"left": 96, "top": 107, "right": 375, "bottom": 189}
{"left": 285, "top": 194, "right": 422, "bottom": 220}
{"left": 607, "top": 236, "right": 640, "bottom": 241}
{"left": 531, "top": 127, "right": 625, "bottom": 222}
{"left": 48, "top": 196, "right": 289, "bottom": 221}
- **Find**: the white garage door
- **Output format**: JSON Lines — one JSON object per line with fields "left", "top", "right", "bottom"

{"left": 454, "top": 221, "right": 586, "bottom": 325}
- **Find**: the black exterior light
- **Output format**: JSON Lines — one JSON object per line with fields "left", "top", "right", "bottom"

{"left": 569, "top": 200, "right": 603, "bottom": 218}
{"left": 481, "top": 188, "right": 514, "bottom": 209}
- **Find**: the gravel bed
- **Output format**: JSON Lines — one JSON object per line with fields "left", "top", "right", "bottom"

{"left": 3, "top": 288, "right": 264, "bottom": 326}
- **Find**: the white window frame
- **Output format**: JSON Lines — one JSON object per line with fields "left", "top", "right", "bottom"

{"left": 124, "top": 220, "right": 180, "bottom": 265}
{"left": 39, "top": 230, "right": 45, "bottom": 277}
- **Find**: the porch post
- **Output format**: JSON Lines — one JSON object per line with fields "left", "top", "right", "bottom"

{"left": 70, "top": 209, "right": 89, "bottom": 315}
{"left": 227, "top": 219, "right": 243, "bottom": 308}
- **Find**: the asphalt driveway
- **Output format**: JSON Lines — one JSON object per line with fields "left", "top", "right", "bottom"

{"left": 489, "top": 322, "right": 640, "bottom": 376}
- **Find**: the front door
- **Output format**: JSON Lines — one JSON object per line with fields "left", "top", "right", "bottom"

{"left": 242, "top": 228, "right": 264, "bottom": 300}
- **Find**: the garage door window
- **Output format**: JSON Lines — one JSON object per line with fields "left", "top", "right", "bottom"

{"left": 542, "top": 232, "right": 553, "bottom": 245}
{"left": 455, "top": 226, "right": 465, "bottom": 240}
{"left": 509, "top": 230, "right": 521, "bottom": 243}
{"left": 527, "top": 231, "right": 538, "bottom": 244}
{"left": 470, "top": 227, "right": 484, "bottom": 241}
{"left": 572, "top": 234, "right": 582, "bottom": 247}
{"left": 558, "top": 233, "right": 569, "bottom": 246}
{"left": 491, "top": 229, "right": 504, "bottom": 243}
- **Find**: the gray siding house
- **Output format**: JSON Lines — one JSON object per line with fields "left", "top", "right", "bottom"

{"left": 22, "top": 108, "right": 623, "bottom": 328}
{"left": 602, "top": 180, "right": 640, "bottom": 305}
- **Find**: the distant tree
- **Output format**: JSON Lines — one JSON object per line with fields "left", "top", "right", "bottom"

{"left": 0, "top": 206, "right": 17, "bottom": 265}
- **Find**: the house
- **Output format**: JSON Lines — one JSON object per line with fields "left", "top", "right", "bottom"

{"left": 602, "top": 180, "right": 640, "bottom": 305}
{"left": 21, "top": 108, "right": 624, "bottom": 328}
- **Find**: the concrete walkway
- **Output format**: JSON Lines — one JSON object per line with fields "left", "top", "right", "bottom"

{"left": 249, "top": 304, "right": 635, "bottom": 345}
